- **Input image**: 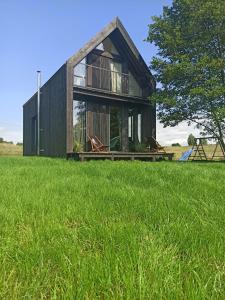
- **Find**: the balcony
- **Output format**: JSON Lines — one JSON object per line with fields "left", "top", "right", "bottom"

{"left": 73, "top": 63, "right": 142, "bottom": 98}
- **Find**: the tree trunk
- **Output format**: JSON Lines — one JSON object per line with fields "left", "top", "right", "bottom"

{"left": 215, "top": 120, "right": 225, "bottom": 152}
{"left": 218, "top": 130, "right": 225, "bottom": 153}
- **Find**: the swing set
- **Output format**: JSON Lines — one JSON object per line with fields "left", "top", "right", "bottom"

{"left": 189, "top": 136, "right": 225, "bottom": 161}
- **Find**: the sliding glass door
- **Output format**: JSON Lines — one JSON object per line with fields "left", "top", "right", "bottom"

{"left": 73, "top": 100, "right": 86, "bottom": 152}
{"left": 128, "top": 107, "right": 143, "bottom": 151}
{"left": 110, "top": 106, "right": 122, "bottom": 151}
{"left": 86, "top": 102, "right": 110, "bottom": 148}
{"left": 87, "top": 102, "right": 122, "bottom": 151}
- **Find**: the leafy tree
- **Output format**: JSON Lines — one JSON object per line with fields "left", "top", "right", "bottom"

{"left": 171, "top": 143, "right": 181, "bottom": 147}
{"left": 201, "top": 138, "right": 208, "bottom": 145}
{"left": 147, "top": 0, "right": 225, "bottom": 151}
{"left": 0, "top": 137, "right": 3, "bottom": 143}
{"left": 187, "top": 134, "right": 196, "bottom": 146}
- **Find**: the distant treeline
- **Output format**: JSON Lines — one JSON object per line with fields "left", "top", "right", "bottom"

{"left": 0, "top": 137, "right": 22, "bottom": 146}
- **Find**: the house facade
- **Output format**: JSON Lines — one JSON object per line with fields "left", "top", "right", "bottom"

{"left": 23, "top": 18, "right": 156, "bottom": 157}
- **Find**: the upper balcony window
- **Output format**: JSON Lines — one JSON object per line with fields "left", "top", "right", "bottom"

{"left": 110, "top": 61, "right": 122, "bottom": 93}
{"left": 96, "top": 37, "right": 119, "bottom": 55}
{"left": 74, "top": 58, "right": 86, "bottom": 87}
{"left": 73, "top": 54, "right": 143, "bottom": 98}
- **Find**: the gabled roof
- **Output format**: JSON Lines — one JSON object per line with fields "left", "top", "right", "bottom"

{"left": 67, "top": 17, "right": 155, "bottom": 91}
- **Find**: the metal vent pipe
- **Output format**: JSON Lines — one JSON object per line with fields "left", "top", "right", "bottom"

{"left": 37, "top": 70, "right": 41, "bottom": 156}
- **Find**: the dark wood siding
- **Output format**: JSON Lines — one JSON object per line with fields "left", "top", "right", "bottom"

{"left": 40, "top": 64, "right": 67, "bottom": 157}
{"left": 142, "top": 104, "right": 156, "bottom": 145}
{"left": 23, "top": 64, "right": 67, "bottom": 157}
{"left": 23, "top": 94, "right": 37, "bottom": 155}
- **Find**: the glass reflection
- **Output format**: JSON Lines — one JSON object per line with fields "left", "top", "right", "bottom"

{"left": 73, "top": 100, "right": 86, "bottom": 152}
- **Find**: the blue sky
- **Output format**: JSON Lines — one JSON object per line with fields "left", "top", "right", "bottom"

{"left": 0, "top": 0, "right": 198, "bottom": 145}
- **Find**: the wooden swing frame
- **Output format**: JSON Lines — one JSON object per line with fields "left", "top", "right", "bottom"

{"left": 189, "top": 136, "right": 225, "bottom": 161}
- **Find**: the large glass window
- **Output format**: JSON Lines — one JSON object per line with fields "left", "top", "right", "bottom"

{"left": 73, "top": 48, "right": 143, "bottom": 98}
{"left": 138, "top": 113, "right": 142, "bottom": 143}
{"left": 128, "top": 108, "right": 134, "bottom": 142}
{"left": 74, "top": 58, "right": 86, "bottom": 87}
{"left": 96, "top": 37, "right": 119, "bottom": 55}
{"left": 110, "top": 106, "right": 121, "bottom": 151}
{"left": 128, "top": 107, "right": 142, "bottom": 151}
{"left": 86, "top": 102, "right": 110, "bottom": 149}
{"left": 110, "top": 61, "right": 122, "bottom": 93}
{"left": 73, "top": 100, "right": 86, "bottom": 152}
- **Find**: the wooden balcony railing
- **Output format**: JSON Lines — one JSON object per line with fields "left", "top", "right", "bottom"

{"left": 74, "top": 63, "right": 142, "bottom": 98}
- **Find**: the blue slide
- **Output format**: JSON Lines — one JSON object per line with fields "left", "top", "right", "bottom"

{"left": 179, "top": 149, "right": 193, "bottom": 161}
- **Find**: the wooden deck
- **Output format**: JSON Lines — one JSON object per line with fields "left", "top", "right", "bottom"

{"left": 67, "top": 152, "right": 174, "bottom": 162}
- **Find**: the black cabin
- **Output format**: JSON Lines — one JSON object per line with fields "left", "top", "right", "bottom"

{"left": 23, "top": 18, "right": 156, "bottom": 157}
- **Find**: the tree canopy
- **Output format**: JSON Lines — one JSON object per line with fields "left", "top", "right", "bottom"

{"left": 187, "top": 134, "right": 195, "bottom": 146}
{"left": 147, "top": 0, "right": 225, "bottom": 149}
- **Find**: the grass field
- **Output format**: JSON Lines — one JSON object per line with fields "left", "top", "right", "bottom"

{"left": 1, "top": 142, "right": 223, "bottom": 161}
{"left": 0, "top": 143, "right": 22, "bottom": 156}
{"left": 0, "top": 157, "right": 225, "bottom": 299}
{"left": 165, "top": 144, "right": 224, "bottom": 160}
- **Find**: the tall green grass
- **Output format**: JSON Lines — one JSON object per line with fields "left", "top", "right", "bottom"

{"left": 0, "top": 157, "right": 225, "bottom": 299}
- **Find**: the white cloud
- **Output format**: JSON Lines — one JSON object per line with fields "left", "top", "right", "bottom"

{"left": 157, "top": 120, "right": 200, "bottom": 146}
{"left": 0, "top": 125, "right": 22, "bottom": 143}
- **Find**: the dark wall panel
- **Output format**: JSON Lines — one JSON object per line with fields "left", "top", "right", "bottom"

{"left": 23, "top": 64, "right": 67, "bottom": 157}
{"left": 40, "top": 64, "right": 67, "bottom": 157}
{"left": 23, "top": 94, "right": 37, "bottom": 155}
{"left": 142, "top": 104, "right": 156, "bottom": 145}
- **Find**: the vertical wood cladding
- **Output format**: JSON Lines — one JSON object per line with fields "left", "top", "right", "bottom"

{"left": 23, "top": 94, "right": 37, "bottom": 155}
{"left": 66, "top": 63, "right": 74, "bottom": 154}
{"left": 40, "top": 64, "right": 67, "bottom": 157}
{"left": 23, "top": 64, "right": 67, "bottom": 157}
{"left": 142, "top": 104, "right": 156, "bottom": 145}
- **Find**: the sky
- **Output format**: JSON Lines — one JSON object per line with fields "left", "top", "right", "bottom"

{"left": 0, "top": 0, "right": 199, "bottom": 145}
